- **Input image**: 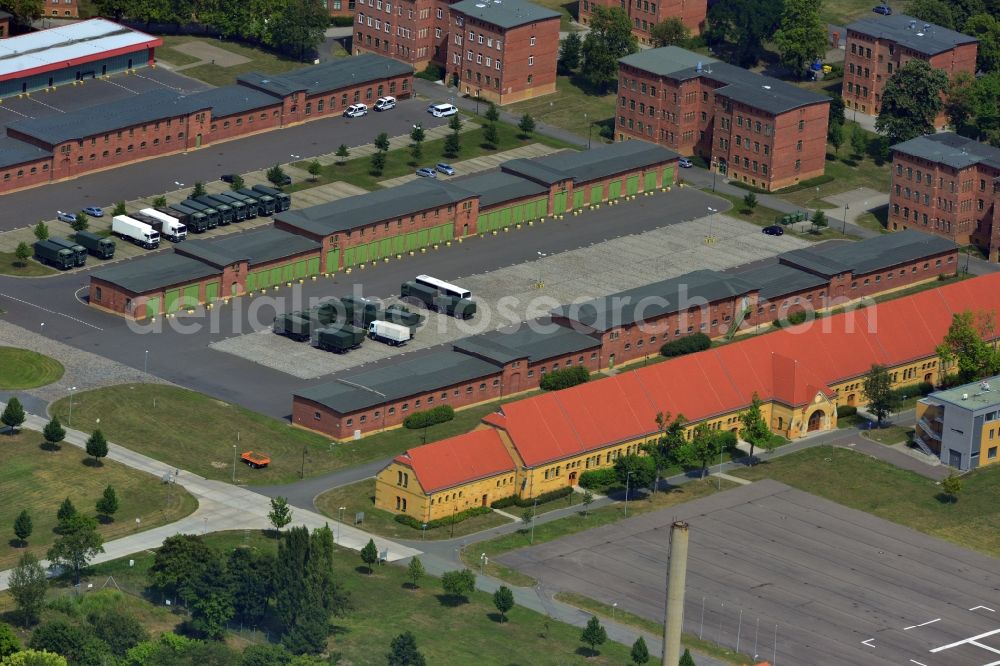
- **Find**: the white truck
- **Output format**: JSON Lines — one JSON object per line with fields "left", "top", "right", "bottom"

{"left": 368, "top": 320, "right": 411, "bottom": 346}
{"left": 140, "top": 208, "right": 187, "bottom": 242}
{"left": 112, "top": 215, "right": 160, "bottom": 249}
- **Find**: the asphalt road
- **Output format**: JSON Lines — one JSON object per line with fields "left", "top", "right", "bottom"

{"left": 0, "top": 187, "right": 732, "bottom": 419}
{"left": 498, "top": 479, "right": 1000, "bottom": 666}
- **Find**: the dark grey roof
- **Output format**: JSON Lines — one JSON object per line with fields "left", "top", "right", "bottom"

{"left": 846, "top": 13, "right": 977, "bottom": 57}
{"left": 732, "top": 262, "right": 827, "bottom": 301}
{"left": 0, "top": 10, "right": 12, "bottom": 19}
{"left": 501, "top": 140, "right": 678, "bottom": 186}
{"left": 8, "top": 89, "right": 209, "bottom": 145}
{"left": 237, "top": 54, "right": 413, "bottom": 97}
{"left": 779, "top": 230, "right": 957, "bottom": 277}
{"left": 182, "top": 85, "right": 280, "bottom": 118}
{"left": 0, "top": 136, "right": 52, "bottom": 168}
{"left": 175, "top": 227, "right": 320, "bottom": 269}
{"left": 452, "top": 170, "right": 547, "bottom": 207}
{"left": 552, "top": 269, "right": 756, "bottom": 331}
{"left": 275, "top": 178, "right": 473, "bottom": 236}
{"left": 450, "top": 0, "right": 560, "bottom": 29}
{"left": 295, "top": 350, "right": 500, "bottom": 413}
{"left": 619, "top": 47, "right": 828, "bottom": 115}
{"left": 891, "top": 132, "right": 1000, "bottom": 171}
{"left": 91, "top": 252, "right": 219, "bottom": 294}
{"left": 453, "top": 319, "right": 599, "bottom": 364}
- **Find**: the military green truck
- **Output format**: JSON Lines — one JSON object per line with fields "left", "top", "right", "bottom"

{"left": 383, "top": 305, "right": 425, "bottom": 333}
{"left": 47, "top": 237, "right": 87, "bottom": 267}
{"left": 272, "top": 300, "right": 349, "bottom": 342}
{"left": 340, "top": 296, "right": 424, "bottom": 332}
{"left": 401, "top": 280, "right": 477, "bottom": 319}
{"left": 74, "top": 231, "right": 116, "bottom": 259}
{"left": 313, "top": 324, "right": 366, "bottom": 353}
{"left": 33, "top": 240, "right": 76, "bottom": 270}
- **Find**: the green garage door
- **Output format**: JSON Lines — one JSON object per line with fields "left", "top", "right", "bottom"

{"left": 282, "top": 263, "right": 294, "bottom": 282}
{"left": 609, "top": 180, "right": 622, "bottom": 198}
{"left": 205, "top": 282, "right": 219, "bottom": 302}
{"left": 590, "top": 185, "right": 603, "bottom": 203}
{"left": 326, "top": 249, "right": 339, "bottom": 271}
{"left": 417, "top": 229, "right": 429, "bottom": 247}
{"left": 356, "top": 244, "right": 369, "bottom": 264}
{"left": 183, "top": 284, "right": 199, "bottom": 308}
{"left": 553, "top": 192, "right": 567, "bottom": 214}
{"left": 144, "top": 296, "right": 160, "bottom": 319}
{"left": 512, "top": 204, "right": 524, "bottom": 223}
{"left": 294, "top": 260, "right": 307, "bottom": 279}
{"left": 392, "top": 236, "right": 405, "bottom": 254}
{"left": 626, "top": 175, "right": 639, "bottom": 195}
{"left": 165, "top": 289, "right": 181, "bottom": 313}
{"left": 367, "top": 240, "right": 379, "bottom": 261}
{"left": 343, "top": 247, "right": 355, "bottom": 266}
{"left": 662, "top": 166, "right": 674, "bottom": 185}
{"left": 488, "top": 211, "right": 500, "bottom": 231}
{"left": 441, "top": 222, "right": 454, "bottom": 240}
{"left": 536, "top": 198, "right": 548, "bottom": 216}
{"left": 644, "top": 171, "right": 657, "bottom": 190}
{"left": 500, "top": 207, "right": 512, "bottom": 228}
{"left": 429, "top": 225, "right": 441, "bottom": 244}
{"left": 572, "top": 190, "right": 585, "bottom": 209}
{"left": 270, "top": 267, "right": 282, "bottom": 285}
{"left": 246, "top": 272, "right": 258, "bottom": 291}
{"left": 379, "top": 239, "right": 392, "bottom": 258}
{"left": 477, "top": 214, "right": 488, "bottom": 232}
{"left": 307, "top": 257, "right": 320, "bottom": 276}
{"left": 257, "top": 269, "right": 271, "bottom": 289}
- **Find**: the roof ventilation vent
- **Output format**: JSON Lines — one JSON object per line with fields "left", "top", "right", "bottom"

{"left": 909, "top": 19, "right": 916, "bottom": 29}
{"left": 962, "top": 393, "right": 969, "bottom": 400}
{"left": 696, "top": 61, "right": 703, "bottom": 72}
{"left": 982, "top": 381, "right": 991, "bottom": 392}
{"left": 762, "top": 84, "right": 771, "bottom": 90}
{"left": 923, "top": 23, "right": 931, "bottom": 30}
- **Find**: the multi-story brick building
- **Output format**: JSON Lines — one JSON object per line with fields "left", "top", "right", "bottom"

{"left": 618, "top": 46, "right": 830, "bottom": 191}
{"left": 324, "top": 0, "right": 356, "bottom": 19}
{"left": 579, "top": 0, "right": 706, "bottom": 44}
{"left": 44, "top": 0, "right": 78, "bottom": 17}
{"left": 843, "top": 14, "right": 977, "bottom": 126}
{"left": 447, "top": 0, "right": 559, "bottom": 104}
{"left": 889, "top": 133, "right": 1000, "bottom": 260}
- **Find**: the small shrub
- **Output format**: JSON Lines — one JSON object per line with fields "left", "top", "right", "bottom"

{"left": 416, "top": 63, "right": 445, "bottom": 81}
{"left": 491, "top": 486, "right": 574, "bottom": 508}
{"left": 403, "top": 405, "right": 455, "bottom": 429}
{"left": 836, "top": 405, "right": 857, "bottom": 418}
{"left": 578, "top": 468, "right": 618, "bottom": 490}
{"left": 394, "top": 505, "right": 491, "bottom": 530}
{"left": 916, "top": 381, "right": 934, "bottom": 396}
{"left": 539, "top": 366, "right": 590, "bottom": 391}
{"left": 660, "top": 332, "right": 711, "bottom": 358}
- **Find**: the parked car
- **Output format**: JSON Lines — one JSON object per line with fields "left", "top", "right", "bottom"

{"left": 374, "top": 96, "right": 396, "bottom": 111}
{"left": 221, "top": 174, "right": 237, "bottom": 183}
{"left": 56, "top": 211, "right": 77, "bottom": 223}
{"left": 271, "top": 173, "right": 292, "bottom": 186}
{"left": 873, "top": 4, "right": 892, "bottom": 14}
{"left": 344, "top": 103, "right": 368, "bottom": 118}
{"left": 428, "top": 103, "right": 458, "bottom": 117}
{"left": 762, "top": 225, "right": 785, "bottom": 236}
{"left": 436, "top": 162, "right": 455, "bottom": 176}
{"left": 415, "top": 167, "right": 437, "bottom": 178}
{"left": 678, "top": 157, "right": 693, "bottom": 168}
{"left": 82, "top": 206, "right": 104, "bottom": 217}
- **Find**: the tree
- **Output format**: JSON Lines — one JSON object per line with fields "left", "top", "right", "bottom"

{"left": 739, "top": 393, "right": 773, "bottom": 464}
{"left": 335, "top": 144, "right": 350, "bottom": 165}
{"left": 229, "top": 547, "right": 274, "bottom": 624}
{"left": 241, "top": 644, "right": 293, "bottom": 666}
{"left": 374, "top": 132, "right": 391, "bottom": 152}
{"left": 386, "top": 631, "right": 426, "bottom": 666}
{"left": 828, "top": 92, "right": 846, "bottom": 129}
{"left": 558, "top": 32, "right": 582, "bottom": 72}
{"left": 56, "top": 498, "right": 76, "bottom": 525}
{"left": 269, "top": 496, "right": 293, "bottom": 535}
{"left": 613, "top": 454, "right": 657, "bottom": 494}
{"left": 947, "top": 71, "right": 978, "bottom": 137}
{"left": 908, "top": 0, "right": 956, "bottom": 29}
{"left": 678, "top": 424, "right": 729, "bottom": 478}
{"left": 517, "top": 113, "right": 536, "bottom": 138}
{"left": 482, "top": 123, "right": 499, "bottom": 149}
{"left": 850, "top": 125, "right": 868, "bottom": 158}
{"left": 706, "top": 0, "right": 782, "bottom": 67}
{"left": 360, "top": 538, "right": 379, "bottom": 575}
{"left": 96, "top": 485, "right": 118, "bottom": 520}
{"left": 812, "top": 209, "right": 828, "bottom": 229}
{"left": 679, "top": 648, "right": 697, "bottom": 666}
{"left": 43, "top": 417, "right": 65, "bottom": 450}
{"left": 774, "top": 0, "right": 827, "bottom": 76}
{"left": 643, "top": 412, "right": 688, "bottom": 492}
{"left": 406, "top": 557, "right": 425, "bottom": 588}
{"left": 9, "top": 553, "right": 47, "bottom": 626}
{"left": 0, "top": 623, "right": 20, "bottom": 658}
{"left": 410, "top": 141, "right": 423, "bottom": 164}
{"left": 440, "top": 569, "right": 475, "bottom": 601}
{"left": 493, "top": 585, "right": 514, "bottom": 623}
{"left": 1, "top": 397, "right": 25, "bottom": 435}
{"left": 186, "top": 557, "right": 235, "bottom": 639}
{"left": 28, "top": 621, "right": 108, "bottom": 665}
{"left": 828, "top": 122, "right": 844, "bottom": 156}
{"left": 966, "top": 14, "right": 1000, "bottom": 74}
{"left": 13, "top": 243, "right": 30, "bottom": 268}
{"left": 941, "top": 473, "right": 963, "bottom": 503}
{"left": 581, "top": 7, "right": 638, "bottom": 91}
{"left": 937, "top": 310, "right": 999, "bottom": 382}
{"left": 581, "top": 490, "right": 594, "bottom": 516}
{"left": 13, "top": 510, "right": 32, "bottom": 546}
{"left": 410, "top": 123, "right": 426, "bottom": 145}
{"left": 742, "top": 192, "right": 757, "bottom": 213}
{"left": 307, "top": 160, "right": 321, "bottom": 181}
{"left": 580, "top": 616, "right": 607, "bottom": 656}
{"left": 0, "top": 0, "right": 42, "bottom": 26}
{"left": 875, "top": 60, "right": 949, "bottom": 144}
{"left": 448, "top": 114, "right": 463, "bottom": 133}
{"left": 1, "top": 651, "right": 68, "bottom": 666}
{"left": 152, "top": 195, "right": 168, "bottom": 207}
{"left": 267, "top": 165, "right": 288, "bottom": 187}
{"left": 112, "top": 201, "right": 127, "bottom": 216}
{"left": 70, "top": 213, "right": 88, "bottom": 232}
{"left": 650, "top": 17, "right": 690, "bottom": 47}
{"left": 192, "top": 181, "right": 207, "bottom": 198}
{"left": 85, "top": 429, "right": 108, "bottom": 464}
{"left": 863, "top": 364, "right": 899, "bottom": 427}
{"left": 32, "top": 222, "right": 48, "bottom": 241}
{"left": 484, "top": 103, "right": 500, "bottom": 124}
{"left": 630, "top": 636, "right": 649, "bottom": 665}
{"left": 266, "top": 0, "right": 329, "bottom": 61}
{"left": 87, "top": 607, "right": 147, "bottom": 657}
{"left": 149, "top": 534, "right": 215, "bottom": 599}
{"left": 47, "top": 514, "right": 104, "bottom": 584}
{"left": 521, "top": 506, "right": 535, "bottom": 530}
{"left": 444, "top": 131, "right": 461, "bottom": 157}
{"left": 228, "top": 175, "right": 245, "bottom": 191}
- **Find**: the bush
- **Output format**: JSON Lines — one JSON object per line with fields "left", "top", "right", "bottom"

{"left": 916, "top": 381, "right": 934, "bottom": 396}
{"left": 717, "top": 430, "right": 738, "bottom": 450}
{"left": 660, "top": 332, "right": 711, "bottom": 358}
{"left": 416, "top": 63, "right": 445, "bottom": 81}
{"left": 539, "top": 366, "right": 590, "bottom": 391}
{"left": 394, "top": 505, "right": 491, "bottom": 530}
{"left": 403, "top": 405, "right": 455, "bottom": 429}
{"left": 490, "top": 486, "right": 574, "bottom": 509}
{"left": 836, "top": 405, "right": 857, "bottom": 418}
{"left": 329, "top": 15, "right": 354, "bottom": 26}
{"left": 577, "top": 468, "right": 618, "bottom": 490}
{"left": 772, "top": 309, "right": 809, "bottom": 328}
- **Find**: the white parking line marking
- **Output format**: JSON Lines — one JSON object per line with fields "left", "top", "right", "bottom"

{"left": 28, "top": 97, "right": 64, "bottom": 113}
{"left": 909, "top": 660, "right": 928, "bottom": 666}
{"left": 970, "top": 641, "right": 1000, "bottom": 655}
{"left": 971, "top": 606, "right": 997, "bottom": 612}
{"left": 931, "top": 628, "right": 1000, "bottom": 652}
{"left": 861, "top": 638, "right": 876, "bottom": 647}
{"left": 905, "top": 619, "right": 941, "bottom": 630}
{"left": 0, "top": 292, "right": 103, "bottom": 330}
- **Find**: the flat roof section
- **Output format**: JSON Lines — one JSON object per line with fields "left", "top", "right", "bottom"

{"left": 237, "top": 54, "right": 413, "bottom": 98}
{"left": 453, "top": 320, "right": 600, "bottom": 364}
{"left": 452, "top": 170, "right": 548, "bottom": 207}
{"left": 0, "top": 135, "right": 52, "bottom": 169}
{"left": 924, "top": 375, "right": 1000, "bottom": 411}
{"left": 732, "top": 262, "right": 827, "bottom": 301}
{"left": 779, "top": 230, "right": 957, "bottom": 277}
{"left": 450, "top": 0, "right": 561, "bottom": 29}
{"left": 92, "top": 252, "right": 220, "bottom": 294}
{"left": 174, "top": 227, "right": 320, "bottom": 269}
{"left": 847, "top": 13, "right": 978, "bottom": 57}
{"left": 183, "top": 85, "right": 281, "bottom": 118}
{"left": 0, "top": 19, "right": 161, "bottom": 81}
{"left": 296, "top": 350, "right": 501, "bottom": 413}
{"left": 892, "top": 132, "right": 1000, "bottom": 171}
{"left": 501, "top": 140, "right": 678, "bottom": 186}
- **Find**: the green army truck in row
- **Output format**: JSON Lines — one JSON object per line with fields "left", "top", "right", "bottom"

{"left": 47, "top": 237, "right": 87, "bottom": 267}
{"left": 340, "top": 296, "right": 425, "bottom": 333}
{"left": 74, "top": 231, "right": 116, "bottom": 259}
{"left": 272, "top": 300, "right": 347, "bottom": 342}
{"left": 313, "top": 325, "right": 366, "bottom": 353}
{"left": 33, "top": 240, "right": 76, "bottom": 270}
{"left": 401, "top": 281, "right": 477, "bottom": 319}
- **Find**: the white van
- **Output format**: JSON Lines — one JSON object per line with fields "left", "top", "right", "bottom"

{"left": 374, "top": 96, "right": 396, "bottom": 111}
{"left": 344, "top": 103, "right": 368, "bottom": 118}
{"left": 427, "top": 103, "right": 458, "bottom": 117}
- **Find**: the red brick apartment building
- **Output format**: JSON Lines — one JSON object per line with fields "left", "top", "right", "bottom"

{"left": 580, "top": 0, "right": 706, "bottom": 44}
{"left": 889, "top": 133, "right": 1000, "bottom": 260}
{"left": 44, "top": 0, "right": 78, "bottom": 17}
{"left": 843, "top": 14, "right": 977, "bottom": 126}
{"left": 325, "top": 0, "right": 356, "bottom": 18}
{"left": 618, "top": 46, "right": 830, "bottom": 191}
{"left": 353, "top": 0, "right": 559, "bottom": 103}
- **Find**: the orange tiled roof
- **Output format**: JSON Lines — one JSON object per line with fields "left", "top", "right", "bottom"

{"left": 393, "top": 428, "right": 516, "bottom": 493}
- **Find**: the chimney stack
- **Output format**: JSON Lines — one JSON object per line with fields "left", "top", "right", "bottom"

{"left": 662, "top": 521, "right": 690, "bottom": 666}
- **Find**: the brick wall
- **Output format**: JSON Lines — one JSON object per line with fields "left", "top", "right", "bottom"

{"left": 580, "top": 0, "right": 707, "bottom": 42}
{"left": 208, "top": 106, "right": 283, "bottom": 142}
{"left": 353, "top": 0, "right": 441, "bottom": 70}
{"left": 0, "top": 156, "right": 54, "bottom": 192}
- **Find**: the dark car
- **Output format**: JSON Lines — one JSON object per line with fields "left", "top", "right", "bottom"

{"left": 221, "top": 174, "right": 237, "bottom": 183}
{"left": 762, "top": 225, "right": 785, "bottom": 236}
{"left": 272, "top": 173, "right": 292, "bottom": 186}
{"left": 873, "top": 4, "right": 892, "bottom": 14}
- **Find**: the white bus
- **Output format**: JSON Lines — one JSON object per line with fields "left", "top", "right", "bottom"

{"left": 415, "top": 274, "right": 471, "bottom": 300}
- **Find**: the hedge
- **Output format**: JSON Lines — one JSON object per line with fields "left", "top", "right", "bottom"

{"left": 394, "top": 505, "right": 491, "bottom": 530}
{"left": 660, "top": 332, "right": 711, "bottom": 358}
{"left": 491, "top": 486, "right": 573, "bottom": 509}
{"left": 540, "top": 365, "right": 590, "bottom": 391}
{"left": 329, "top": 15, "right": 354, "bottom": 26}
{"left": 416, "top": 63, "right": 445, "bottom": 81}
{"left": 578, "top": 468, "right": 618, "bottom": 489}
{"left": 404, "top": 405, "right": 455, "bottom": 429}
{"left": 837, "top": 405, "right": 857, "bottom": 418}
{"left": 772, "top": 309, "right": 809, "bottom": 328}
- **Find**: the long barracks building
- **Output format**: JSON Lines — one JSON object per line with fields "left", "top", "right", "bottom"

{"left": 377, "top": 271, "right": 1000, "bottom": 521}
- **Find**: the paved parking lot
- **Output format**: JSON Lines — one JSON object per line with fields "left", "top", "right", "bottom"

{"left": 209, "top": 209, "right": 807, "bottom": 379}
{"left": 498, "top": 479, "right": 1000, "bottom": 666}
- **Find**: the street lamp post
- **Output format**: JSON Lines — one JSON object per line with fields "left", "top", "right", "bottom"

{"left": 476, "top": 88, "right": 481, "bottom": 115}
{"left": 536, "top": 251, "right": 547, "bottom": 289}
{"left": 143, "top": 349, "right": 149, "bottom": 375}
{"left": 843, "top": 202, "right": 849, "bottom": 235}
{"left": 232, "top": 445, "right": 237, "bottom": 483}
{"left": 338, "top": 506, "right": 346, "bottom": 542}
{"left": 529, "top": 498, "right": 539, "bottom": 543}
{"left": 68, "top": 386, "right": 77, "bottom": 425}
{"left": 706, "top": 207, "right": 718, "bottom": 244}
{"left": 624, "top": 471, "right": 632, "bottom": 517}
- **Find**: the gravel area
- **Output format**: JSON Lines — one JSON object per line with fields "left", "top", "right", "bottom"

{"left": 209, "top": 215, "right": 808, "bottom": 379}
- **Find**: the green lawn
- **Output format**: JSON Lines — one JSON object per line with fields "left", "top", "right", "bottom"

{"left": 779, "top": 153, "right": 892, "bottom": 212}
{"left": 0, "top": 252, "right": 57, "bottom": 277}
{"left": 315, "top": 480, "right": 512, "bottom": 541}
{"left": 821, "top": 0, "right": 910, "bottom": 26}
{"left": 855, "top": 207, "right": 890, "bottom": 234}
{"left": 734, "top": 446, "right": 1000, "bottom": 558}
{"left": 0, "top": 347, "right": 64, "bottom": 389}
{"left": 157, "top": 36, "right": 303, "bottom": 87}
{"left": 154, "top": 45, "right": 202, "bottom": 67}
{"left": 507, "top": 76, "right": 616, "bottom": 140}
{"left": 292, "top": 120, "right": 575, "bottom": 192}
{"left": 49, "top": 385, "right": 540, "bottom": 485}
{"left": 463, "top": 479, "right": 734, "bottom": 586}
{"left": 0, "top": 430, "right": 197, "bottom": 570}
{"left": 527, "top": 0, "right": 582, "bottom": 30}
{"left": 863, "top": 424, "right": 914, "bottom": 445}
